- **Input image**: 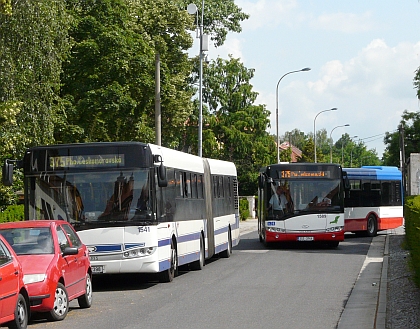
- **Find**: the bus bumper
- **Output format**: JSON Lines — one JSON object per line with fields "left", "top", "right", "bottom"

{"left": 265, "top": 230, "right": 344, "bottom": 243}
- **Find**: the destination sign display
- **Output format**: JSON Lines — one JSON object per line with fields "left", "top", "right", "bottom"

{"left": 280, "top": 170, "right": 330, "bottom": 178}
{"left": 49, "top": 154, "right": 124, "bottom": 169}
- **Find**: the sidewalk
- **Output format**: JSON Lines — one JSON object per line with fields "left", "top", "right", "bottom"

{"left": 238, "top": 219, "right": 400, "bottom": 329}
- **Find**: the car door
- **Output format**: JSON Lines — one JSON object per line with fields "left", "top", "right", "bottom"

{"left": 61, "top": 224, "right": 88, "bottom": 294}
{"left": 56, "top": 225, "right": 80, "bottom": 298}
{"left": 0, "top": 239, "right": 19, "bottom": 321}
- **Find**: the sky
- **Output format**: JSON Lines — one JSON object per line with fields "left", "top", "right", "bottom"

{"left": 189, "top": 0, "right": 420, "bottom": 158}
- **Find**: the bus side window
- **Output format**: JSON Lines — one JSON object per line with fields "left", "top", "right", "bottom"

{"left": 197, "top": 175, "right": 203, "bottom": 199}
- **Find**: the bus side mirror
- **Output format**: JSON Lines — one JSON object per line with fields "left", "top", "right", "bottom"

{"left": 158, "top": 163, "right": 167, "bottom": 187}
{"left": 153, "top": 154, "right": 167, "bottom": 187}
{"left": 2, "top": 160, "right": 14, "bottom": 186}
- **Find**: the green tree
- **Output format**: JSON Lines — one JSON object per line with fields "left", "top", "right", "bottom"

{"left": 195, "top": 56, "right": 275, "bottom": 195}
{"left": 179, "top": 0, "right": 249, "bottom": 47}
{"left": 0, "top": 0, "right": 11, "bottom": 15}
{"left": 284, "top": 129, "right": 307, "bottom": 150}
{"left": 0, "top": 0, "right": 70, "bottom": 153}
{"left": 60, "top": 0, "right": 195, "bottom": 146}
{"left": 298, "top": 137, "right": 315, "bottom": 163}
{"left": 383, "top": 111, "right": 420, "bottom": 166}
{"left": 0, "top": 0, "right": 70, "bottom": 208}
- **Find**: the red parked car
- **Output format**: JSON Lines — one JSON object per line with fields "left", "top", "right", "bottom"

{"left": 0, "top": 220, "right": 92, "bottom": 321}
{"left": 0, "top": 233, "right": 29, "bottom": 329}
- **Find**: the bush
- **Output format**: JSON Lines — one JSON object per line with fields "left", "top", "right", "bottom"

{"left": 0, "top": 204, "right": 25, "bottom": 223}
{"left": 404, "top": 196, "right": 420, "bottom": 287}
{"left": 239, "top": 198, "right": 250, "bottom": 221}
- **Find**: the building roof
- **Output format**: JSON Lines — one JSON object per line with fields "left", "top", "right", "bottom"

{"left": 279, "top": 142, "right": 302, "bottom": 162}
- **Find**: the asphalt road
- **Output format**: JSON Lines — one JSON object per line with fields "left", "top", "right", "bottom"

{"left": 27, "top": 231, "right": 372, "bottom": 329}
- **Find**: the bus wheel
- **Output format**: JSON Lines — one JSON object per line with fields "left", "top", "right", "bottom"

{"left": 190, "top": 235, "right": 205, "bottom": 270}
{"left": 366, "top": 215, "right": 378, "bottom": 237}
{"left": 220, "top": 228, "right": 232, "bottom": 258}
{"left": 159, "top": 240, "right": 177, "bottom": 283}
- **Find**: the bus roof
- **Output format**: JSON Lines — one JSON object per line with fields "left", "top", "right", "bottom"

{"left": 149, "top": 144, "right": 236, "bottom": 176}
{"left": 148, "top": 144, "right": 205, "bottom": 173}
{"left": 343, "top": 166, "right": 401, "bottom": 180}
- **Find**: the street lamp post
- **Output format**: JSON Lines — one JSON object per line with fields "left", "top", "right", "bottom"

{"left": 276, "top": 67, "right": 311, "bottom": 163}
{"left": 329, "top": 124, "right": 349, "bottom": 163}
{"left": 313, "top": 108, "right": 337, "bottom": 163}
{"left": 188, "top": 1, "right": 207, "bottom": 157}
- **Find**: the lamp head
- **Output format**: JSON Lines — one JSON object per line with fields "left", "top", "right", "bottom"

{"left": 187, "top": 3, "right": 198, "bottom": 14}
{"left": 301, "top": 67, "right": 311, "bottom": 71}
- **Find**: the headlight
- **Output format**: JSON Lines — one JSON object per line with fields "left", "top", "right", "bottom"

{"left": 266, "top": 227, "right": 286, "bottom": 233}
{"left": 123, "top": 247, "right": 156, "bottom": 258}
{"left": 326, "top": 226, "right": 344, "bottom": 232}
{"left": 24, "top": 274, "right": 46, "bottom": 284}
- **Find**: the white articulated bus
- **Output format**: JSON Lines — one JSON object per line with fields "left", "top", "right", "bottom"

{"left": 3, "top": 142, "right": 240, "bottom": 282}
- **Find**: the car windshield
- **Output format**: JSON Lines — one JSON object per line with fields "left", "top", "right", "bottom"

{"left": 0, "top": 227, "right": 54, "bottom": 255}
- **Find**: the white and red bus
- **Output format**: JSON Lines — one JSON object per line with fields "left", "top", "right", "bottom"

{"left": 343, "top": 166, "right": 403, "bottom": 236}
{"left": 3, "top": 142, "right": 240, "bottom": 282}
{"left": 257, "top": 163, "right": 346, "bottom": 248}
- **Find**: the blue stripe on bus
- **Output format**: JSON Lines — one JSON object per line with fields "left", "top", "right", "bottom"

{"left": 158, "top": 238, "right": 171, "bottom": 247}
{"left": 214, "top": 226, "right": 228, "bottom": 236}
{"left": 124, "top": 243, "right": 145, "bottom": 249}
{"left": 215, "top": 241, "right": 228, "bottom": 254}
{"left": 92, "top": 245, "right": 122, "bottom": 253}
{"left": 158, "top": 250, "right": 200, "bottom": 271}
{"left": 177, "top": 231, "right": 202, "bottom": 243}
{"left": 344, "top": 166, "right": 402, "bottom": 181}
{"left": 158, "top": 231, "right": 203, "bottom": 247}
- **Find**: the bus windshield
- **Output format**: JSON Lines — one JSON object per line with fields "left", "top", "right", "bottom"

{"left": 25, "top": 169, "right": 152, "bottom": 225}
{"left": 267, "top": 178, "right": 342, "bottom": 218}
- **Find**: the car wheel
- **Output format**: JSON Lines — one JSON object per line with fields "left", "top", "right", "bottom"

{"left": 78, "top": 274, "right": 93, "bottom": 308}
{"left": 7, "top": 293, "right": 28, "bottom": 329}
{"left": 48, "top": 283, "right": 69, "bottom": 321}
{"left": 190, "top": 235, "right": 205, "bottom": 270}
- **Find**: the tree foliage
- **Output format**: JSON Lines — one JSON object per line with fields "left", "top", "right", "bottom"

{"left": 0, "top": 0, "right": 11, "bottom": 15}
{"left": 0, "top": 0, "right": 71, "bottom": 156}
{"left": 191, "top": 56, "right": 276, "bottom": 195}
{"left": 415, "top": 66, "right": 420, "bottom": 100}
{"left": 59, "top": 0, "right": 195, "bottom": 147}
{"left": 383, "top": 111, "right": 420, "bottom": 166}
{"left": 179, "top": 0, "right": 249, "bottom": 47}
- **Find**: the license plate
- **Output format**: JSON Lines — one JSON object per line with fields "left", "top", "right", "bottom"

{"left": 297, "top": 236, "right": 314, "bottom": 241}
{"left": 92, "top": 265, "right": 104, "bottom": 274}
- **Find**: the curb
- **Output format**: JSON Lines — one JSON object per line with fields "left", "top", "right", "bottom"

{"left": 337, "top": 234, "right": 387, "bottom": 329}
{"left": 375, "top": 234, "right": 389, "bottom": 328}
